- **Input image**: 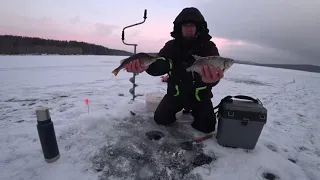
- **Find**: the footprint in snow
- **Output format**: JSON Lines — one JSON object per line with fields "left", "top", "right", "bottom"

{"left": 57, "top": 103, "right": 74, "bottom": 112}
{"left": 296, "top": 113, "right": 305, "bottom": 118}
{"left": 58, "top": 128, "right": 79, "bottom": 141}
{"left": 288, "top": 158, "right": 297, "bottom": 164}
{"left": 297, "top": 146, "right": 310, "bottom": 152}
{"left": 15, "top": 120, "right": 24, "bottom": 123}
{"left": 273, "top": 121, "right": 282, "bottom": 126}
{"left": 262, "top": 172, "right": 280, "bottom": 180}
{"left": 28, "top": 102, "right": 36, "bottom": 106}
{"left": 264, "top": 142, "right": 278, "bottom": 152}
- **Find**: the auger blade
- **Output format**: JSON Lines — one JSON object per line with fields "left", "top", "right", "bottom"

{"left": 129, "top": 77, "right": 135, "bottom": 83}
{"left": 129, "top": 88, "right": 134, "bottom": 95}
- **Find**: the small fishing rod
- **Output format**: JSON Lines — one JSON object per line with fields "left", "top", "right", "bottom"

{"left": 122, "top": 9, "right": 148, "bottom": 101}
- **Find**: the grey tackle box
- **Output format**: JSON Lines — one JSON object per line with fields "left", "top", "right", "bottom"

{"left": 215, "top": 95, "right": 267, "bottom": 149}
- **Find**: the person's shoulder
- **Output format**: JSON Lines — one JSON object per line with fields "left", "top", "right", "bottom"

{"left": 201, "top": 40, "right": 220, "bottom": 55}
{"left": 163, "top": 39, "right": 176, "bottom": 46}
{"left": 158, "top": 39, "right": 177, "bottom": 56}
{"left": 160, "top": 39, "right": 177, "bottom": 50}
{"left": 204, "top": 40, "right": 218, "bottom": 48}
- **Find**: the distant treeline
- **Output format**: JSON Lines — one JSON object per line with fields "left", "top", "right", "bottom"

{"left": 236, "top": 61, "right": 320, "bottom": 73}
{"left": 1, "top": 35, "right": 319, "bottom": 73}
{"left": 0, "top": 35, "right": 133, "bottom": 56}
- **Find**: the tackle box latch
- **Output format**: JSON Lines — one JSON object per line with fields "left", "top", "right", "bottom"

{"left": 241, "top": 118, "right": 250, "bottom": 126}
{"left": 259, "top": 114, "right": 266, "bottom": 120}
{"left": 227, "top": 111, "right": 234, "bottom": 117}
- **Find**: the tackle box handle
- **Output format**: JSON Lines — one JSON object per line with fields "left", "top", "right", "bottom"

{"left": 232, "top": 95, "right": 260, "bottom": 103}
{"left": 213, "top": 95, "right": 262, "bottom": 114}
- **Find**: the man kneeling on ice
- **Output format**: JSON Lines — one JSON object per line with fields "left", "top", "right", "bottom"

{"left": 124, "top": 7, "right": 224, "bottom": 134}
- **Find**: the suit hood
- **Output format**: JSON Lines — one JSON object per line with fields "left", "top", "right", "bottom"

{"left": 170, "top": 7, "right": 211, "bottom": 41}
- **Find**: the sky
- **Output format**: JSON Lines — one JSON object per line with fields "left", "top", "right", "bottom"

{"left": 0, "top": 0, "right": 319, "bottom": 65}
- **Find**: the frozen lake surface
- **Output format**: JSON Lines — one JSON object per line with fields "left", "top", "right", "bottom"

{"left": 0, "top": 55, "right": 319, "bottom": 180}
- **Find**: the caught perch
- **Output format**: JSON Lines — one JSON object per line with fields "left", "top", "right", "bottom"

{"left": 112, "top": 53, "right": 158, "bottom": 76}
{"left": 186, "top": 55, "right": 235, "bottom": 75}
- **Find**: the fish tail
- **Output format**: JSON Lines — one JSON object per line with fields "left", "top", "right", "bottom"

{"left": 112, "top": 67, "right": 121, "bottom": 76}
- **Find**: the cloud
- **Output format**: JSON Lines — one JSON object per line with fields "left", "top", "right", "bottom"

{"left": 118, "top": 21, "right": 174, "bottom": 52}
{"left": 94, "top": 23, "right": 119, "bottom": 37}
{"left": 125, "top": 30, "right": 141, "bottom": 38}
{"left": 218, "top": 42, "right": 304, "bottom": 65}
{"left": 0, "top": 12, "right": 170, "bottom": 53}
{"left": 193, "top": 1, "right": 320, "bottom": 65}
{"left": 6, "top": 4, "right": 313, "bottom": 60}
{"left": 211, "top": 37, "right": 246, "bottom": 50}
{"left": 0, "top": 13, "right": 120, "bottom": 48}
{"left": 70, "top": 16, "right": 80, "bottom": 24}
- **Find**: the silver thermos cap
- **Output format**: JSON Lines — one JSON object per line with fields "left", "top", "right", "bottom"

{"left": 36, "top": 107, "right": 51, "bottom": 122}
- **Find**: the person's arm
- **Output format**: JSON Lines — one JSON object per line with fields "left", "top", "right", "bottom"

{"left": 145, "top": 40, "right": 174, "bottom": 76}
{"left": 201, "top": 41, "right": 221, "bottom": 87}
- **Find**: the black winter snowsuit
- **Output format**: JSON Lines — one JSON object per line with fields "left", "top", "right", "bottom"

{"left": 145, "top": 7, "right": 220, "bottom": 133}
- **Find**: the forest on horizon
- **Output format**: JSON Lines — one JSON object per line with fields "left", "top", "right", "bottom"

{"left": 0, "top": 34, "right": 319, "bottom": 73}
{"left": 0, "top": 35, "right": 133, "bottom": 56}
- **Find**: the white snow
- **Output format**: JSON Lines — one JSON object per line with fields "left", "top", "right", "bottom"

{"left": 0, "top": 55, "right": 319, "bottom": 180}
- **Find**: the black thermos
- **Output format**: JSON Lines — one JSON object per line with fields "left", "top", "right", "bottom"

{"left": 36, "top": 107, "right": 60, "bottom": 163}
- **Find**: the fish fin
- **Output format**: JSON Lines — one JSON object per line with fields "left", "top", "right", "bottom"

{"left": 120, "top": 58, "right": 126, "bottom": 64}
{"left": 112, "top": 68, "right": 120, "bottom": 76}
{"left": 192, "top": 54, "right": 202, "bottom": 61}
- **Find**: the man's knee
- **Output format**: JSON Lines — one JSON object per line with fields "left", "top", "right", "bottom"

{"left": 153, "top": 94, "right": 183, "bottom": 125}
{"left": 191, "top": 101, "right": 217, "bottom": 133}
{"left": 154, "top": 107, "right": 176, "bottom": 125}
{"left": 191, "top": 118, "right": 216, "bottom": 133}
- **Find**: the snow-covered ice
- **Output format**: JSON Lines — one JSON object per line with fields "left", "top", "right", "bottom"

{"left": 0, "top": 55, "right": 319, "bottom": 180}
